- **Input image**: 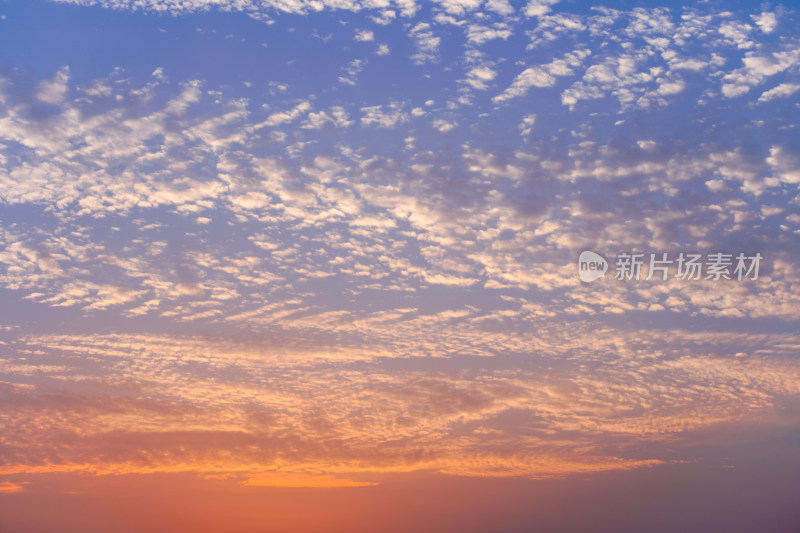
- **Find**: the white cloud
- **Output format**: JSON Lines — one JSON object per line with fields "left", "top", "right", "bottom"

{"left": 394, "top": 0, "right": 417, "bottom": 17}
{"left": 519, "top": 114, "right": 535, "bottom": 136}
{"left": 268, "top": 81, "right": 288, "bottom": 93}
{"left": 354, "top": 29, "right": 374, "bottom": 41}
{"left": 766, "top": 146, "right": 800, "bottom": 184}
{"left": 83, "top": 80, "right": 113, "bottom": 98}
{"left": 664, "top": 54, "right": 708, "bottom": 72}
{"left": 229, "top": 191, "right": 271, "bottom": 210}
{"left": 302, "top": 106, "right": 352, "bottom": 129}
{"left": 721, "top": 83, "right": 751, "bottom": 99}
{"left": 637, "top": 140, "right": 656, "bottom": 150}
{"left": 625, "top": 7, "right": 674, "bottom": 37}
{"left": 466, "top": 23, "right": 512, "bottom": 45}
{"left": 527, "top": 13, "right": 586, "bottom": 48}
{"left": 433, "top": 12, "right": 465, "bottom": 26}
{"left": 431, "top": 118, "right": 456, "bottom": 133}
{"left": 493, "top": 67, "right": 555, "bottom": 102}
{"left": 751, "top": 12, "right": 777, "bottom": 34}
{"left": 721, "top": 49, "right": 800, "bottom": 98}
{"left": 261, "top": 100, "right": 311, "bottom": 126}
{"left": 757, "top": 83, "right": 800, "bottom": 103}
{"left": 409, "top": 23, "right": 440, "bottom": 64}
{"left": 484, "top": 0, "right": 513, "bottom": 16}
{"left": 432, "top": 0, "right": 482, "bottom": 15}
{"left": 371, "top": 9, "right": 396, "bottom": 24}
{"left": 51, "top": 0, "right": 406, "bottom": 17}
{"left": 360, "top": 102, "right": 409, "bottom": 128}
{"left": 523, "top": 0, "right": 559, "bottom": 17}
{"left": 464, "top": 66, "right": 497, "bottom": 90}
{"left": 494, "top": 50, "right": 589, "bottom": 103}
{"left": 339, "top": 59, "right": 365, "bottom": 85}
{"left": 36, "top": 66, "right": 70, "bottom": 104}
{"left": 163, "top": 79, "right": 202, "bottom": 115}
{"left": 718, "top": 21, "right": 754, "bottom": 49}
{"left": 655, "top": 77, "right": 685, "bottom": 96}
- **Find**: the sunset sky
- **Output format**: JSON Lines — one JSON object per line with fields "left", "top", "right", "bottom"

{"left": 1, "top": 0, "right": 800, "bottom": 531}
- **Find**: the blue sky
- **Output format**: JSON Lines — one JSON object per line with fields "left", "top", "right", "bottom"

{"left": 1, "top": 0, "right": 800, "bottom": 530}
{"left": 1, "top": 0, "right": 798, "bottom": 333}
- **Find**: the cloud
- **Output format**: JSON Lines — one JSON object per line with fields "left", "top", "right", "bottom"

{"left": 751, "top": 11, "right": 777, "bottom": 34}
{"left": 261, "top": 100, "right": 312, "bottom": 126}
{"left": 432, "top": 0, "right": 482, "bottom": 15}
{"left": 431, "top": 118, "right": 456, "bottom": 133}
{"left": 523, "top": 0, "right": 560, "bottom": 18}
{"left": 371, "top": 9, "right": 396, "bottom": 24}
{"left": 526, "top": 13, "right": 586, "bottom": 48}
{"left": 50, "top": 0, "right": 411, "bottom": 16}
{"left": 519, "top": 114, "right": 535, "bottom": 136}
{"left": 484, "top": 0, "right": 513, "bottom": 16}
{"left": 2, "top": 64, "right": 799, "bottom": 325}
{"left": 301, "top": 106, "right": 352, "bottom": 128}
{"left": 354, "top": 29, "right": 374, "bottom": 41}
{"left": 409, "top": 23, "right": 440, "bottom": 64}
{"left": 466, "top": 23, "right": 512, "bottom": 45}
{"left": 3, "top": 3, "right": 800, "bottom": 498}
{"left": 721, "top": 49, "right": 800, "bottom": 98}
{"left": 1, "top": 325, "right": 798, "bottom": 484}
{"left": 717, "top": 20, "right": 754, "bottom": 49}
{"left": 464, "top": 66, "right": 497, "bottom": 90}
{"left": 338, "top": 59, "right": 366, "bottom": 85}
{"left": 360, "top": 102, "right": 409, "bottom": 128}
{"left": 0, "top": 481, "right": 25, "bottom": 493}
{"left": 493, "top": 67, "right": 556, "bottom": 102}
{"left": 494, "top": 49, "right": 589, "bottom": 103}
{"left": 758, "top": 82, "right": 800, "bottom": 102}
{"left": 36, "top": 66, "right": 70, "bottom": 104}
{"left": 655, "top": 77, "right": 685, "bottom": 96}
{"left": 766, "top": 146, "right": 800, "bottom": 185}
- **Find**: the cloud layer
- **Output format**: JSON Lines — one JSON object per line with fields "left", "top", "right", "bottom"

{"left": 0, "top": 0, "right": 799, "bottom": 498}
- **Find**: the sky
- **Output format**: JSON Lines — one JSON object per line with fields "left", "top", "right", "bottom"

{"left": 0, "top": 0, "right": 799, "bottom": 531}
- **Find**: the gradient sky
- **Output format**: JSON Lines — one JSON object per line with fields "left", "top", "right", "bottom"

{"left": 1, "top": 0, "right": 800, "bottom": 531}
